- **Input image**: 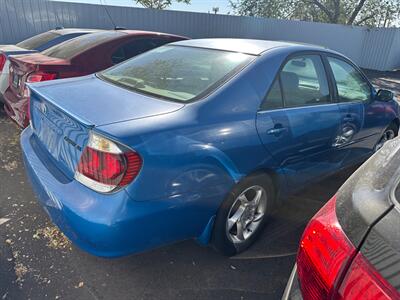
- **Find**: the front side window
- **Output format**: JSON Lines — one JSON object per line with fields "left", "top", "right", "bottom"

{"left": 280, "top": 55, "right": 330, "bottom": 107}
{"left": 100, "top": 46, "right": 254, "bottom": 102}
{"left": 327, "top": 57, "right": 371, "bottom": 102}
{"left": 16, "top": 31, "right": 59, "bottom": 50}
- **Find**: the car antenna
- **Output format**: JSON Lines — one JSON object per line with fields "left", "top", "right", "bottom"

{"left": 52, "top": 2, "right": 64, "bottom": 30}
{"left": 99, "top": 0, "right": 117, "bottom": 29}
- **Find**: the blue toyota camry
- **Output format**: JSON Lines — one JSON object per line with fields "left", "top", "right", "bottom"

{"left": 21, "top": 39, "right": 399, "bottom": 257}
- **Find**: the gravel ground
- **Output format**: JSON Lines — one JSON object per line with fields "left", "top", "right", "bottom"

{"left": 0, "top": 70, "right": 397, "bottom": 300}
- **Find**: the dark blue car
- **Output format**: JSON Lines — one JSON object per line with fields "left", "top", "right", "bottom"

{"left": 21, "top": 39, "right": 399, "bottom": 257}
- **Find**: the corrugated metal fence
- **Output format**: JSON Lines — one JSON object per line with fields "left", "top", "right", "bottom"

{"left": 0, "top": 0, "right": 399, "bottom": 71}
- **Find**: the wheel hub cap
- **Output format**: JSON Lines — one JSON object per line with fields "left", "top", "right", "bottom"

{"left": 226, "top": 185, "right": 267, "bottom": 244}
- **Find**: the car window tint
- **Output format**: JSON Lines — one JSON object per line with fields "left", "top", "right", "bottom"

{"left": 281, "top": 55, "right": 330, "bottom": 107}
{"left": 261, "top": 79, "right": 283, "bottom": 110}
{"left": 42, "top": 31, "right": 124, "bottom": 60}
{"left": 16, "top": 32, "right": 59, "bottom": 50}
{"left": 100, "top": 46, "right": 254, "bottom": 102}
{"left": 327, "top": 57, "right": 371, "bottom": 102}
{"left": 111, "top": 38, "right": 170, "bottom": 65}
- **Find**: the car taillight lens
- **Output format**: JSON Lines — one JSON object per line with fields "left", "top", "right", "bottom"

{"left": 337, "top": 252, "right": 400, "bottom": 299}
{"left": 75, "top": 132, "right": 142, "bottom": 193}
{"left": 297, "top": 196, "right": 356, "bottom": 300}
{"left": 26, "top": 71, "right": 57, "bottom": 83}
{"left": 0, "top": 54, "right": 6, "bottom": 72}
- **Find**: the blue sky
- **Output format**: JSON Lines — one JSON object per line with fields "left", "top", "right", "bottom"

{"left": 51, "top": 0, "right": 232, "bottom": 14}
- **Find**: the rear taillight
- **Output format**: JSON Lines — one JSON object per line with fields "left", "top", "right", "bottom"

{"left": 0, "top": 54, "right": 6, "bottom": 72}
{"left": 75, "top": 132, "right": 142, "bottom": 193}
{"left": 297, "top": 196, "right": 356, "bottom": 300}
{"left": 297, "top": 196, "right": 400, "bottom": 300}
{"left": 26, "top": 71, "right": 57, "bottom": 83}
{"left": 25, "top": 72, "right": 57, "bottom": 107}
{"left": 337, "top": 251, "right": 400, "bottom": 299}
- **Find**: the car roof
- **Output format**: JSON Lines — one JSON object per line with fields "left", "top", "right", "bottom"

{"left": 50, "top": 28, "right": 104, "bottom": 35}
{"left": 48, "top": 28, "right": 184, "bottom": 38}
{"left": 117, "top": 30, "right": 187, "bottom": 39}
{"left": 172, "top": 38, "right": 327, "bottom": 55}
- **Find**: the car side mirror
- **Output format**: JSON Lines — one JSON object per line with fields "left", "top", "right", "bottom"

{"left": 376, "top": 89, "right": 394, "bottom": 102}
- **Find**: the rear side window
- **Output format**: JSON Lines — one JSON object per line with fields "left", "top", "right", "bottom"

{"left": 100, "top": 46, "right": 254, "bottom": 102}
{"left": 42, "top": 31, "right": 124, "bottom": 60}
{"left": 280, "top": 55, "right": 330, "bottom": 107}
{"left": 327, "top": 57, "right": 371, "bottom": 102}
{"left": 111, "top": 38, "right": 171, "bottom": 65}
{"left": 16, "top": 31, "right": 59, "bottom": 50}
{"left": 261, "top": 79, "right": 283, "bottom": 110}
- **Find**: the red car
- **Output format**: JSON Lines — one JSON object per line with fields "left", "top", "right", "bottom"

{"left": 3, "top": 30, "right": 187, "bottom": 127}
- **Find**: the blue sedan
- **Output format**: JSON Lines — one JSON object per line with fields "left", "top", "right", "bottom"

{"left": 21, "top": 39, "right": 399, "bottom": 257}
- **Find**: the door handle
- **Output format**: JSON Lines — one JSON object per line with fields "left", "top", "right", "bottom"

{"left": 342, "top": 128, "right": 354, "bottom": 138}
{"left": 332, "top": 126, "right": 355, "bottom": 147}
{"left": 267, "top": 126, "right": 287, "bottom": 135}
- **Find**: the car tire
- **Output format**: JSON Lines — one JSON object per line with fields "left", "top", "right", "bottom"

{"left": 211, "top": 173, "right": 275, "bottom": 256}
{"left": 374, "top": 122, "right": 399, "bottom": 152}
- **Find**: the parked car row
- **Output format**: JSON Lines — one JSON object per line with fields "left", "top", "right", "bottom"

{"left": 1, "top": 28, "right": 400, "bottom": 299}
{"left": 0, "top": 28, "right": 186, "bottom": 127}
{"left": 0, "top": 28, "right": 100, "bottom": 100}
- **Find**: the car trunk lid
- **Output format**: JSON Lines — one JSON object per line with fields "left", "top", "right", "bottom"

{"left": 29, "top": 89, "right": 92, "bottom": 178}
{"left": 9, "top": 53, "right": 71, "bottom": 96}
{"left": 28, "top": 74, "right": 185, "bottom": 126}
{"left": 28, "top": 75, "right": 184, "bottom": 176}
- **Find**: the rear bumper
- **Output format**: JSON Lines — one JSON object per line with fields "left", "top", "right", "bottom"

{"left": 21, "top": 126, "right": 206, "bottom": 257}
{"left": 3, "top": 87, "right": 28, "bottom": 128}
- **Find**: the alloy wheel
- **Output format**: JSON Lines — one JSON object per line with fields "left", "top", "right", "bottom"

{"left": 226, "top": 185, "right": 267, "bottom": 244}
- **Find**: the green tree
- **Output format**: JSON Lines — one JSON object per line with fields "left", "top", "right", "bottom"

{"left": 135, "top": 0, "right": 190, "bottom": 9}
{"left": 230, "top": 0, "right": 400, "bottom": 27}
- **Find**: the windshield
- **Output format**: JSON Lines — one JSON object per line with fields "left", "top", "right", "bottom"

{"left": 16, "top": 31, "right": 59, "bottom": 50}
{"left": 99, "top": 46, "right": 254, "bottom": 102}
{"left": 42, "top": 31, "right": 124, "bottom": 60}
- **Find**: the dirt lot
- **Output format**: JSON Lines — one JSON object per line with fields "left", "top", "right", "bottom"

{"left": 0, "top": 70, "right": 398, "bottom": 300}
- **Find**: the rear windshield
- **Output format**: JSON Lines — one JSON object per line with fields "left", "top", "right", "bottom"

{"left": 16, "top": 31, "right": 59, "bottom": 50}
{"left": 99, "top": 46, "right": 254, "bottom": 102}
{"left": 41, "top": 31, "right": 124, "bottom": 60}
